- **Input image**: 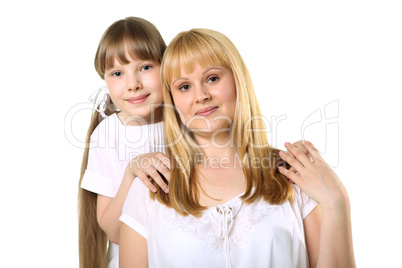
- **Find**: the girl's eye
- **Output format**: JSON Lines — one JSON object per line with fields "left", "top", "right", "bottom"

{"left": 112, "top": 71, "right": 122, "bottom": 77}
{"left": 179, "top": 84, "right": 190, "bottom": 91}
{"left": 141, "top": 65, "right": 152, "bottom": 71}
{"left": 208, "top": 76, "right": 219, "bottom": 83}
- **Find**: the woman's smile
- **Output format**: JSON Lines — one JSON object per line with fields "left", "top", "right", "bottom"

{"left": 170, "top": 64, "right": 236, "bottom": 135}
{"left": 195, "top": 106, "right": 219, "bottom": 116}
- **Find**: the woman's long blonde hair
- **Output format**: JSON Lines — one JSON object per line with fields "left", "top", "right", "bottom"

{"left": 153, "top": 28, "right": 293, "bottom": 217}
{"left": 78, "top": 17, "right": 166, "bottom": 268}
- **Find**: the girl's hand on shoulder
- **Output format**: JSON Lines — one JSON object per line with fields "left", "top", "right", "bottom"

{"left": 283, "top": 140, "right": 314, "bottom": 184}
{"left": 126, "top": 152, "right": 170, "bottom": 194}
{"left": 278, "top": 141, "right": 350, "bottom": 211}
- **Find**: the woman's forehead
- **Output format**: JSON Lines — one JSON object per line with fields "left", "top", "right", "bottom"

{"left": 168, "top": 57, "right": 229, "bottom": 82}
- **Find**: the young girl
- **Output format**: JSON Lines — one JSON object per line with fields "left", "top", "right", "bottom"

{"left": 119, "top": 28, "right": 355, "bottom": 267}
{"left": 78, "top": 17, "right": 170, "bottom": 268}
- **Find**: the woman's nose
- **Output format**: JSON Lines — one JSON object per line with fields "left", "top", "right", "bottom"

{"left": 195, "top": 86, "right": 211, "bottom": 103}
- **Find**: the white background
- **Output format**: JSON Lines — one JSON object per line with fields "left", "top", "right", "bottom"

{"left": 1, "top": 0, "right": 401, "bottom": 267}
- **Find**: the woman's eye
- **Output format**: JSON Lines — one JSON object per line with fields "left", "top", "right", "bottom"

{"left": 179, "top": 84, "right": 190, "bottom": 91}
{"left": 208, "top": 76, "right": 219, "bottom": 83}
{"left": 112, "top": 71, "right": 122, "bottom": 77}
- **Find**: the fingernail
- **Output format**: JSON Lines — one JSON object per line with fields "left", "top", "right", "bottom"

{"left": 152, "top": 188, "right": 157, "bottom": 193}
{"left": 284, "top": 142, "right": 291, "bottom": 147}
{"left": 165, "top": 187, "right": 169, "bottom": 193}
{"left": 279, "top": 151, "right": 285, "bottom": 157}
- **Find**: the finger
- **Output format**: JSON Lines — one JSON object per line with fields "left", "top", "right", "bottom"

{"left": 293, "top": 141, "right": 314, "bottom": 162}
{"left": 149, "top": 153, "right": 171, "bottom": 181}
{"left": 155, "top": 161, "right": 171, "bottom": 182}
{"left": 279, "top": 150, "right": 304, "bottom": 172}
{"left": 284, "top": 142, "right": 312, "bottom": 168}
{"left": 286, "top": 149, "right": 296, "bottom": 158}
{"left": 278, "top": 166, "right": 301, "bottom": 185}
{"left": 156, "top": 153, "right": 171, "bottom": 170}
{"left": 136, "top": 172, "right": 157, "bottom": 193}
{"left": 277, "top": 159, "right": 290, "bottom": 170}
{"left": 303, "top": 140, "right": 325, "bottom": 162}
{"left": 293, "top": 140, "right": 308, "bottom": 155}
{"left": 147, "top": 168, "right": 169, "bottom": 193}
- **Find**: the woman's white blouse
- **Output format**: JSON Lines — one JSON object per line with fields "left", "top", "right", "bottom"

{"left": 121, "top": 179, "right": 317, "bottom": 268}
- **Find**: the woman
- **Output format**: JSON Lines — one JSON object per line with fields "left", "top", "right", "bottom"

{"left": 119, "top": 28, "right": 355, "bottom": 268}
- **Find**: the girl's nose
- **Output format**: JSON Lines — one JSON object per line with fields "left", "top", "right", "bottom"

{"left": 128, "top": 74, "right": 142, "bottom": 91}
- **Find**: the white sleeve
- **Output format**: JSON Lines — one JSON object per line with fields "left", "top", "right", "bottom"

{"left": 120, "top": 178, "right": 153, "bottom": 239}
{"left": 80, "top": 129, "right": 119, "bottom": 197}
{"left": 291, "top": 184, "right": 317, "bottom": 219}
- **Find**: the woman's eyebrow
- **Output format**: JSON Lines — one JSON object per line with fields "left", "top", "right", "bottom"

{"left": 171, "top": 77, "right": 188, "bottom": 86}
{"left": 171, "top": 67, "right": 223, "bottom": 85}
{"left": 202, "top": 67, "right": 223, "bottom": 75}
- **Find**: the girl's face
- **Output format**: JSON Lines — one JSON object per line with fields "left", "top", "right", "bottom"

{"left": 105, "top": 54, "right": 163, "bottom": 125}
{"left": 170, "top": 63, "right": 236, "bottom": 139}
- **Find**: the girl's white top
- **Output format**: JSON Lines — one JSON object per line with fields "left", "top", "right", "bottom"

{"left": 81, "top": 113, "right": 164, "bottom": 268}
{"left": 121, "top": 178, "right": 317, "bottom": 268}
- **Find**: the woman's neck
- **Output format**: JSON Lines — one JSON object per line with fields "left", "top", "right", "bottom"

{"left": 193, "top": 130, "right": 234, "bottom": 155}
{"left": 195, "top": 145, "right": 246, "bottom": 207}
{"left": 191, "top": 130, "right": 247, "bottom": 206}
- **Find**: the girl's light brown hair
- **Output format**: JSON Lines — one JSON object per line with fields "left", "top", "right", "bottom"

{"left": 78, "top": 17, "right": 166, "bottom": 268}
{"left": 153, "top": 28, "right": 293, "bottom": 217}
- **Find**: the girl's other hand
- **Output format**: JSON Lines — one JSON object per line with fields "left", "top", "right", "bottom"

{"left": 127, "top": 152, "right": 171, "bottom": 193}
{"left": 283, "top": 140, "right": 314, "bottom": 184}
{"left": 278, "top": 141, "right": 350, "bottom": 210}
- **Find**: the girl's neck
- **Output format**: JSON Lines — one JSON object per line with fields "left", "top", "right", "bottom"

{"left": 117, "top": 106, "right": 163, "bottom": 126}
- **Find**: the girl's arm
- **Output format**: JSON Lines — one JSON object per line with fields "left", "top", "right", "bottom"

{"left": 279, "top": 141, "right": 356, "bottom": 268}
{"left": 119, "top": 223, "right": 148, "bottom": 268}
{"left": 97, "top": 152, "right": 170, "bottom": 244}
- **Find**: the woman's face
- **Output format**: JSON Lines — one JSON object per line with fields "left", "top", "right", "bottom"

{"left": 170, "top": 63, "right": 236, "bottom": 139}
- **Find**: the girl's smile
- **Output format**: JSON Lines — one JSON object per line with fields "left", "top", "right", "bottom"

{"left": 105, "top": 55, "right": 163, "bottom": 125}
{"left": 127, "top": 94, "right": 150, "bottom": 104}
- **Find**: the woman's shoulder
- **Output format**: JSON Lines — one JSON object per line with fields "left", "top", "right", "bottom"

{"left": 124, "top": 178, "right": 154, "bottom": 213}
{"left": 290, "top": 184, "right": 317, "bottom": 219}
{"left": 121, "top": 178, "right": 156, "bottom": 233}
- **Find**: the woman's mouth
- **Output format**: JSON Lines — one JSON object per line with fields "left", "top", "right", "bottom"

{"left": 196, "top": 106, "right": 218, "bottom": 116}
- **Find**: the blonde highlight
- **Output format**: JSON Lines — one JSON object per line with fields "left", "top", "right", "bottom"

{"left": 154, "top": 29, "right": 293, "bottom": 217}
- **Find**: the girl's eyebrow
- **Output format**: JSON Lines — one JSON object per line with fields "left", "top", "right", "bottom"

{"left": 106, "top": 64, "right": 120, "bottom": 71}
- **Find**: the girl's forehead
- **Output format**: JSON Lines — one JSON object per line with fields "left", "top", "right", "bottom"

{"left": 105, "top": 41, "right": 160, "bottom": 70}
{"left": 106, "top": 49, "right": 157, "bottom": 70}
